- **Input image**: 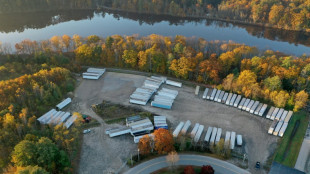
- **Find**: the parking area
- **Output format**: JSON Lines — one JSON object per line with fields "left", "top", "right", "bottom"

{"left": 73, "top": 72, "right": 278, "bottom": 174}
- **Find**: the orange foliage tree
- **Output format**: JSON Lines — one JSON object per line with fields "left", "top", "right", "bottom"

{"left": 138, "top": 135, "right": 152, "bottom": 155}
{"left": 154, "top": 128, "right": 174, "bottom": 154}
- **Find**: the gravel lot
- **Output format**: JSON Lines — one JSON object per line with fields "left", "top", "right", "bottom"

{"left": 73, "top": 72, "right": 278, "bottom": 174}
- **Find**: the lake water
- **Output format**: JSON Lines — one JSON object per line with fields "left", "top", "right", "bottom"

{"left": 0, "top": 9, "right": 309, "bottom": 56}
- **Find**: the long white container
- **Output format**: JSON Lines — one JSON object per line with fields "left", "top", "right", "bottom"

{"left": 56, "top": 98, "right": 72, "bottom": 110}
{"left": 204, "top": 127, "right": 213, "bottom": 142}
{"left": 275, "top": 108, "right": 284, "bottom": 120}
{"left": 134, "top": 134, "right": 151, "bottom": 143}
{"left": 215, "top": 128, "right": 222, "bottom": 144}
{"left": 128, "top": 118, "right": 151, "bottom": 127}
{"left": 109, "top": 127, "right": 131, "bottom": 137}
{"left": 210, "top": 89, "right": 217, "bottom": 101}
{"left": 230, "top": 132, "right": 236, "bottom": 150}
{"left": 173, "top": 122, "right": 185, "bottom": 137}
{"left": 58, "top": 112, "right": 71, "bottom": 125}
{"left": 258, "top": 104, "right": 268, "bottom": 117}
{"left": 279, "top": 123, "right": 288, "bottom": 137}
{"left": 46, "top": 111, "right": 62, "bottom": 124}
{"left": 236, "top": 135, "right": 242, "bottom": 146}
{"left": 130, "top": 99, "right": 147, "bottom": 105}
{"left": 154, "top": 116, "right": 166, "bottom": 121}
{"left": 191, "top": 123, "right": 200, "bottom": 138}
{"left": 229, "top": 94, "right": 237, "bottom": 106}
{"left": 268, "top": 120, "right": 278, "bottom": 134}
{"left": 131, "top": 121, "right": 153, "bottom": 129}
{"left": 226, "top": 93, "right": 233, "bottom": 105}
{"left": 222, "top": 92, "right": 229, "bottom": 103}
{"left": 254, "top": 103, "right": 263, "bottom": 115}
{"left": 284, "top": 111, "right": 293, "bottom": 123}
{"left": 83, "top": 75, "right": 100, "bottom": 80}
{"left": 271, "top": 108, "right": 280, "bottom": 120}
{"left": 166, "top": 80, "right": 182, "bottom": 87}
{"left": 203, "top": 88, "right": 209, "bottom": 99}
{"left": 246, "top": 100, "right": 255, "bottom": 112}
{"left": 273, "top": 121, "right": 284, "bottom": 136}
{"left": 233, "top": 95, "right": 242, "bottom": 107}
{"left": 161, "top": 88, "right": 179, "bottom": 95}
{"left": 225, "top": 131, "right": 231, "bottom": 147}
{"left": 206, "top": 89, "right": 213, "bottom": 100}
{"left": 41, "top": 109, "right": 58, "bottom": 124}
{"left": 266, "top": 106, "right": 275, "bottom": 119}
{"left": 238, "top": 98, "right": 246, "bottom": 109}
{"left": 195, "top": 86, "right": 200, "bottom": 96}
{"left": 210, "top": 127, "right": 218, "bottom": 145}
{"left": 131, "top": 124, "right": 154, "bottom": 134}
{"left": 280, "top": 110, "right": 288, "bottom": 121}
{"left": 51, "top": 111, "right": 66, "bottom": 124}
{"left": 194, "top": 125, "right": 204, "bottom": 142}
{"left": 87, "top": 67, "right": 105, "bottom": 74}
{"left": 181, "top": 120, "right": 191, "bottom": 134}
{"left": 153, "top": 97, "right": 174, "bottom": 104}
{"left": 217, "top": 91, "right": 225, "bottom": 103}
{"left": 38, "top": 109, "right": 56, "bottom": 123}
{"left": 242, "top": 99, "right": 250, "bottom": 110}
{"left": 214, "top": 90, "right": 221, "bottom": 102}
{"left": 151, "top": 101, "right": 172, "bottom": 109}
{"left": 64, "top": 115, "right": 78, "bottom": 128}
{"left": 250, "top": 101, "right": 260, "bottom": 114}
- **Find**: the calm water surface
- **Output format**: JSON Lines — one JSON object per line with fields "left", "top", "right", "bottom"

{"left": 0, "top": 10, "right": 309, "bottom": 55}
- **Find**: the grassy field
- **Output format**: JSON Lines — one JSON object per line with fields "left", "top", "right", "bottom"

{"left": 273, "top": 110, "right": 309, "bottom": 167}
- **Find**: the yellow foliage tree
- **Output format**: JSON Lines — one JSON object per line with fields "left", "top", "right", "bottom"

{"left": 294, "top": 90, "right": 309, "bottom": 112}
{"left": 269, "top": 90, "right": 290, "bottom": 108}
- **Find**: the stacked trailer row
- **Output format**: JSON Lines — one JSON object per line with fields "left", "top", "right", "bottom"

{"left": 202, "top": 88, "right": 209, "bottom": 99}
{"left": 242, "top": 99, "right": 250, "bottom": 110}
{"left": 166, "top": 80, "right": 182, "bottom": 87}
{"left": 64, "top": 114, "right": 78, "bottom": 128}
{"left": 194, "top": 125, "right": 204, "bottom": 143}
{"left": 275, "top": 109, "right": 284, "bottom": 120}
{"left": 195, "top": 86, "right": 200, "bottom": 96}
{"left": 238, "top": 98, "right": 246, "bottom": 109}
{"left": 181, "top": 120, "right": 191, "bottom": 134}
{"left": 250, "top": 101, "right": 260, "bottom": 114}
{"left": 230, "top": 132, "right": 236, "bottom": 150}
{"left": 222, "top": 92, "right": 229, "bottom": 103}
{"left": 268, "top": 120, "right": 278, "bottom": 134}
{"left": 204, "top": 127, "right": 213, "bottom": 143}
{"left": 270, "top": 108, "right": 280, "bottom": 120}
{"left": 152, "top": 88, "right": 178, "bottom": 109}
{"left": 56, "top": 98, "right": 72, "bottom": 110}
{"left": 215, "top": 128, "right": 222, "bottom": 144}
{"left": 229, "top": 94, "right": 237, "bottom": 106}
{"left": 37, "top": 109, "right": 57, "bottom": 124}
{"left": 109, "top": 127, "right": 131, "bottom": 137}
{"left": 154, "top": 116, "right": 168, "bottom": 129}
{"left": 126, "top": 115, "right": 142, "bottom": 126}
{"left": 233, "top": 95, "right": 242, "bottom": 107}
{"left": 83, "top": 68, "right": 105, "bottom": 80}
{"left": 173, "top": 122, "right": 184, "bottom": 137}
{"left": 217, "top": 91, "right": 225, "bottom": 103}
{"left": 278, "top": 123, "right": 288, "bottom": 137}
{"left": 273, "top": 121, "right": 284, "bottom": 136}
{"left": 191, "top": 123, "right": 200, "bottom": 138}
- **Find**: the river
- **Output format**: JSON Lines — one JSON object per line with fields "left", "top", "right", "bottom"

{"left": 0, "top": 9, "right": 309, "bottom": 56}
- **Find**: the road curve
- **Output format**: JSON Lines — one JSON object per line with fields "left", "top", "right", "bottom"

{"left": 124, "top": 154, "right": 250, "bottom": 174}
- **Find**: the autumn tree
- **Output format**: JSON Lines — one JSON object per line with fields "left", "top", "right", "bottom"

{"left": 154, "top": 128, "right": 174, "bottom": 154}
{"left": 294, "top": 90, "right": 309, "bottom": 112}
{"left": 138, "top": 135, "right": 152, "bottom": 155}
{"left": 183, "top": 166, "right": 195, "bottom": 174}
{"left": 62, "top": 35, "right": 71, "bottom": 52}
{"left": 166, "top": 151, "right": 179, "bottom": 170}
{"left": 235, "top": 70, "right": 259, "bottom": 97}
{"left": 200, "top": 165, "right": 215, "bottom": 174}
{"left": 122, "top": 49, "right": 138, "bottom": 68}
{"left": 222, "top": 74, "right": 234, "bottom": 91}
{"left": 16, "top": 165, "right": 48, "bottom": 174}
{"left": 269, "top": 90, "right": 290, "bottom": 108}
{"left": 264, "top": 76, "right": 282, "bottom": 91}
{"left": 50, "top": 36, "right": 62, "bottom": 52}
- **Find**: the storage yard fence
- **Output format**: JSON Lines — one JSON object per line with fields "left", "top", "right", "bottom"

{"left": 107, "top": 115, "right": 168, "bottom": 143}
{"left": 173, "top": 120, "right": 243, "bottom": 150}
{"left": 202, "top": 88, "right": 293, "bottom": 137}
{"left": 130, "top": 76, "right": 182, "bottom": 109}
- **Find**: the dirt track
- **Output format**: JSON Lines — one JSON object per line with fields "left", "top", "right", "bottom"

{"left": 73, "top": 72, "right": 278, "bottom": 174}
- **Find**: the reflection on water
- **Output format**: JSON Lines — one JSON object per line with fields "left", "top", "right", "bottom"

{"left": 0, "top": 9, "right": 309, "bottom": 55}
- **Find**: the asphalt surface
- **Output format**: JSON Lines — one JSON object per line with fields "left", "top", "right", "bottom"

{"left": 124, "top": 154, "right": 250, "bottom": 174}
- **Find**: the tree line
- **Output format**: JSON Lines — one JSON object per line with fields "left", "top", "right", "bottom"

{"left": 0, "top": 0, "right": 309, "bottom": 31}
{"left": 0, "top": 67, "right": 80, "bottom": 173}
{"left": 4, "top": 34, "right": 308, "bottom": 111}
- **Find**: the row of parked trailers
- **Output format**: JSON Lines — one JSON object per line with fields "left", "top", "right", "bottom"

{"left": 82, "top": 68, "right": 106, "bottom": 80}
{"left": 130, "top": 76, "right": 166, "bottom": 105}
{"left": 37, "top": 109, "right": 77, "bottom": 128}
{"left": 267, "top": 109, "right": 293, "bottom": 137}
{"left": 173, "top": 121, "right": 243, "bottom": 150}
{"left": 202, "top": 88, "right": 293, "bottom": 137}
{"left": 151, "top": 88, "right": 178, "bottom": 109}
{"left": 37, "top": 97, "right": 76, "bottom": 129}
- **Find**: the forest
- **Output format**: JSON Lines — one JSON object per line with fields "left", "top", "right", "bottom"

{"left": 0, "top": 0, "right": 309, "bottom": 31}
{"left": 0, "top": 33, "right": 309, "bottom": 172}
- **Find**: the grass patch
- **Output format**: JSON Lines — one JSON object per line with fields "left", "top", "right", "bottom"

{"left": 273, "top": 110, "right": 309, "bottom": 167}
{"left": 93, "top": 101, "right": 153, "bottom": 124}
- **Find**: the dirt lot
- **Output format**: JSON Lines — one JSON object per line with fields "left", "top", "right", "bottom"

{"left": 73, "top": 72, "right": 278, "bottom": 174}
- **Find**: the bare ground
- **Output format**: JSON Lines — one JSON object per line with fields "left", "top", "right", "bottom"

{"left": 73, "top": 72, "right": 278, "bottom": 174}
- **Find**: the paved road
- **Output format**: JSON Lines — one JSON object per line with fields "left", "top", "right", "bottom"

{"left": 124, "top": 154, "right": 250, "bottom": 174}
